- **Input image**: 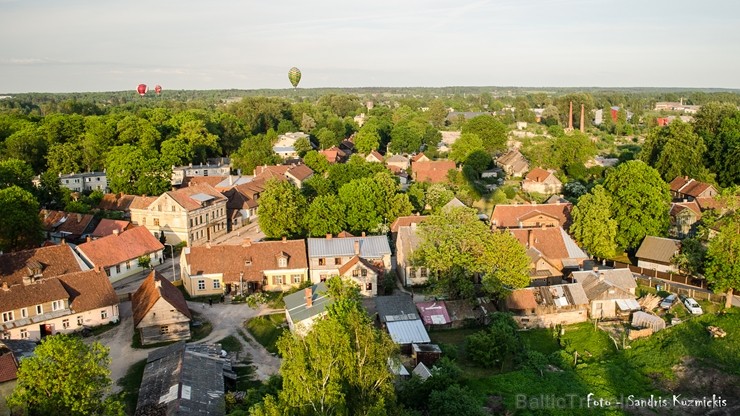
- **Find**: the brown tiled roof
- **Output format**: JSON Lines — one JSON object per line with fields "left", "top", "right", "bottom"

{"left": 91, "top": 219, "right": 131, "bottom": 238}
{"left": 337, "top": 231, "right": 354, "bottom": 238}
{"left": 491, "top": 203, "right": 573, "bottom": 229}
{"left": 509, "top": 227, "right": 587, "bottom": 269}
{"left": 129, "top": 195, "right": 159, "bottom": 210}
{"left": 0, "top": 277, "right": 69, "bottom": 313}
{"left": 669, "top": 177, "right": 716, "bottom": 198}
{"left": 58, "top": 270, "right": 119, "bottom": 313}
{"left": 167, "top": 183, "right": 227, "bottom": 211}
{"left": 411, "top": 153, "right": 429, "bottom": 162}
{"left": 338, "top": 255, "right": 380, "bottom": 276}
{"left": 411, "top": 160, "right": 456, "bottom": 183}
{"left": 670, "top": 201, "right": 701, "bottom": 219}
{"left": 98, "top": 193, "right": 135, "bottom": 211}
{"left": 254, "top": 165, "right": 290, "bottom": 176}
{"left": 185, "top": 239, "right": 308, "bottom": 283}
{"left": 695, "top": 197, "right": 723, "bottom": 211}
{"left": 224, "top": 181, "right": 264, "bottom": 211}
{"left": 319, "top": 147, "right": 346, "bottom": 163}
{"left": 497, "top": 150, "right": 529, "bottom": 173}
{"left": 0, "top": 346, "right": 19, "bottom": 383}
{"left": 287, "top": 164, "right": 314, "bottom": 181}
{"left": 76, "top": 226, "right": 164, "bottom": 268}
{"left": 390, "top": 215, "right": 429, "bottom": 232}
{"left": 525, "top": 168, "right": 553, "bottom": 183}
{"left": 506, "top": 289, "right": 537, "bottom": 310}
{"left": 181, "top": 176, "right": 227, "bottom": 189}
{"left": 132, "top": 271, "right": 191, "bottom": 328}
{"left": 635, "top": 236, "right": 681, "bottom": 264}
{"left": 367, "top": 150, "right": 383, "bottom": 162}
{"left": 40, "top": 210, "right": 66, "bottom": 231}
{"left": 0, "top": 245, "right": 85, "bottom": 287}
{"left": 40, "top": 210, "right": 95, "bottom": 237}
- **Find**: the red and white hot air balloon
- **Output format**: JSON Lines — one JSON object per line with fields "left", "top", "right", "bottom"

{"left": 154, "top": 84, "right": 162, "bottom": 95}
{"left": 137, "top": 84, "right": 148, "bottom": 96}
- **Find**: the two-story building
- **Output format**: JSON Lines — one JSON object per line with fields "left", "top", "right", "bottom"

{"left": 130, "top": 183, "right": 228, "bottom": 246}
{"left": 171, "top": 160, "right": 231, "bottom": 186}
{"left": 59, "top": 171, "right": 108, "bottom": 193}
{"left": 180, "top": 238, "right": 309, "bottom": 297}
{"left": 522, "top": 168, "right": 563, "bottom": 195}
{"left": 0, "top": 245, "right": 119, "bottom": 341}
{"left": 132, "top": 271, "right": 191, "bottom": 345}
{"left": 75, "top": 226, "right": 165, "bottom": 283}
{"left": 307, "top": 234, "right": 392, "bottom": 296}
{"left": 669, "top": 176, "right": 718, "bottom": 201}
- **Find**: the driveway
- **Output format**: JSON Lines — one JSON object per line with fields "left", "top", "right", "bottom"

{"left": 90, "top": 300, "right": 282, "bottom": 393}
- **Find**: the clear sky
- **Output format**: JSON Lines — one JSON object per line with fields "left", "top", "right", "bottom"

{"left": 1, "top": 0, "right": 739, "bottom": 93}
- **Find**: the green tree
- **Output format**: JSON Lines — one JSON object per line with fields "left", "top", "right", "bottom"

{"left": 353, "top": 128, "right": 381, "bottom": 154}
{"left": 425, "top": 184, "right": 455, "bottom": 213}
{"left": 461, "top": 115, "right": 508, "bottom": 154}
{"left": 570, "top": 185, "right": 619, "bottom": 259}
{"left": 603, "top": 161, "right": 671, "bottom": 251}
{"left": 465, "top": 313, "right": 521, "bottom": 370}
{"left": 294, "top": 136, "right": 313, "bottom": 157}
{"left": 257, "top": 179, "right": 307, "bottom": 238}
{"left": 639, "top": 120, "right": 707, "bottom": 181}
{"left": 0, "top": 185, "right": 43, "bottom": 252}
{"left": 540, "top": 105, "right": 560, "bottom": 126}
{"left": 0, "top": 158, "right": 34, "bottom": 190}
{"left": 36, "top": 170, "right": 65, "bottom": 209}
{"left": 428, "top": 385, "right": 484, "bottom": 416}
{"left": 427, "top": 99, "right": 449, "bottom": 129}
{"left": 704, "top": 212, "right": 740, "bottom": 308}
{"left": 338, "top": 177, "right": 383, "bottom": 234}
{"left": 7, "top": 335, "right": 124, "bottom": 416}
{"left": 514, "top": 97, "right": 535, "bottom": 123}
{"left": 3, "top": 125, "right": 48, "bottom": 172}
{"left": 116, "top": 115, "right": 160, "bottom": 149}
{"left": 137, "top": 255, "right": 151, "bottom": 270}
{"left": 105, "top": 145, "right": 170, "bottom": 195}
{"left": 413, "top": 207, "right": 529, "bottom": 298}
{"left": 160, "top": 136, "right": 193, "bottom": 168}
{"left": 305, "top": 195, "right": 347, "bottom": 237}
{"left": 316, "top": 127, "right": 339, "bottom": 150}
{"left": 389, "top": 124, "right": 422, "bottom": 154}
{"left": 449, "top": 133, "right": 483, "bottom": 163}
{"left": 302, "top": 150, "right": 331, "bottom": 174}
{"left": 46, "top": 141, "right": 84, "bottom": 174}
{"left": 671, "top": 237, "right": 706, "bottom": 277}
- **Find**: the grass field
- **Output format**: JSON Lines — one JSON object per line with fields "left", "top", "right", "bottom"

{"left": 245, "top": 313, "right": 286, "bottom": 354}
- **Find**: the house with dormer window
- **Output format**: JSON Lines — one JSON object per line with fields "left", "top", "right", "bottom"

{"left": 307, "top": 233, "right": 391, "bottom": 296}
{"left": 180, "top": 238, "right": 308, "bottom": 297}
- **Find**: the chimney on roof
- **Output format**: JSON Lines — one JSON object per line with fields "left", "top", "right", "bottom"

{"left": 282, "top": 236, "right": 287, "bottom": 243}
{"left": 598, "top": 272, "right": 605, "bottom": 281}
{"left": 305, "top": 287, "right": 313, "bottom": 308}
{"left": 86, "top": 236, "right": 92, "bottom": 243}
{"left": 361, "top": 231, "right": 366, "bottom": 237}
{"left": 1, "top": 281, "right": 7, "bottom": 291}
{"left": 155, "top": 278, "right": 162, "bottom": 290}
{"left": 242, "top": 238, "right": 251, "bottom": 247}
{"left": 326, "top": 233, "right": 332, "bottom": 239}
{"left": 112, "top": 229, "right": 119, "bottom": 236}
{"left": 354, "top": 240, "right": 360, "bottom": 255}
{"left": 76, "top": 213, "right": 82, "bottom": 222}
{"left": 206, "top": 242, "right": 211, "bottom": 249}
{"left": 61, "top": 238, "right": 66, "bottom": 245}
{"left": 527, "top": 229, "right": 534, "bottom": 248}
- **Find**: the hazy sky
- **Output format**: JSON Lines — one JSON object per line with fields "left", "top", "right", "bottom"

{"left": 1, "top": 0, "right": 739, "bottom": 92}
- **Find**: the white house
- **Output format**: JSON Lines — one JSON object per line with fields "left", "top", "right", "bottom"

{"left": 76, "top": 226, "right": 164, "bottom": 283}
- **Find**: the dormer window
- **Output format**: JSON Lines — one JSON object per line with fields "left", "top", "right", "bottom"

{"left": 278, "top": 257, "right": 288, "bottom": 268}
{"left": 245, "top": 258, "right": 252, "bottom": 266}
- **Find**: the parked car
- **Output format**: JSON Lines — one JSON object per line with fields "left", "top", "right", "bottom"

{"left": 660, "top": 294, "right": 677, "bottom": 310}
{"left": 683, "top": 297, "right": 703, "bottom": 315}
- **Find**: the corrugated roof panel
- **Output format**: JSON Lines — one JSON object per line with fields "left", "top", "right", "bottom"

{"left": 307, "top": 236, "right": 391, "bottom": 258}
{"left": 560, "top": 228, "right": 587, "bottom": 259}
{"left": 386, "top": 320, "right": 430, "bottom": 345}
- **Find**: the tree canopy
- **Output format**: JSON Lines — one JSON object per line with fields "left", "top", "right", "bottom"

{"left": 570, "top": 185, "right": 619, "bottom": 259}
{"left": 257, "top": 179, "right": 307, "bottom": 239}
{"left": 7, "top": 334, "right": 124, "bottom": 416}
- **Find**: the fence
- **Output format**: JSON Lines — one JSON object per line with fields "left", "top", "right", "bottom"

{"left": 611, "top": 261, "right": 708, "bottom": 289}
{"left": 633, "top": 275, "right": 727, "bottom": 304}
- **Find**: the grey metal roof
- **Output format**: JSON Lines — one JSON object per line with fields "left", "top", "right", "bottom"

{"left": 635, "top": 236, "right": 681, "bottom": 264}
{"left": 307, "top": 236, "right": 391, "bottom": 258}
{"left": 412, "top": 362, "right": 432, "bottom": 380}
{"left": 136, "top": 342, "right": 226, "bottom": 416}
{"left": 190, "top": 193, "right": 216, "bottom": 203}
{"left": 386, "top": 320, "right": 431, "bottom": 345}
{"left": 284, "top": 282, "right": 333, "bottom": 324}
{"left": 559, "top": 228, "right": 587, "bottom": 259}
{"left": 375, "top": 295, "right": 418, "bottom": 323}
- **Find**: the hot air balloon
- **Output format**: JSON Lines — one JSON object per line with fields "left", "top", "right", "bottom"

{"left": 154, "top": 85, "right": 162, "bottom": 95}
{"left": 288, "top": 67, "right": 301, "bottom": 89}
{"left": 137, "top": 84, "right": 148, "bottom": 97}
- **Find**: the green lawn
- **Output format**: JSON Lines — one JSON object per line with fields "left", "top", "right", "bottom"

{"left": 217, "top": 335, "right": 243, "bottom": 353}
{"left": 245, "top": 313, "right": 287, "bottom": 354}
{"left": 115, "top": 359, "right": 147, "bottom": 415}
{"left": 429, "top": 327, "right": 500, "bottom": 378}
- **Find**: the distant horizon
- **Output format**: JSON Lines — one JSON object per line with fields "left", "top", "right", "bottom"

{"left": 2, "top": 1, "right": 739, "bottom": 93}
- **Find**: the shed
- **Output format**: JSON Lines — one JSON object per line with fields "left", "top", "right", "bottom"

{"left": 416, "top": 301, "right": 451, "bottom": 326}
{"left": 631, "top": 311, "right": 666, "bottom": 332}
{"left": 412, "top": 343, "right": 442, "bottom": 367}
{"left": 412, "top": 362, "right": 432, "bottom": 381}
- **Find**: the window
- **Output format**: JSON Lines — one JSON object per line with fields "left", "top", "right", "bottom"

{"left": 160, "top": 325, "right": 170, "bottom": 335}
{"left": 1, "top": 312, "right": 13, "bottom": 323}
{"left": 2, "top": 332, "right": 9, "bottom": 340}
{"left": 278, "top": 257, "right": 287, "bottom": 268}
{"left": 190, "top": 219, "right": 193, "bottom": 228}
{"left": 62, "top": 319, "right": 70, "bottom": 329}
{"left": 36, "top": 305, "right": 43, "bottom": 315}
{"left": 409, "top": 267, "right": 416, "bottom": 277}
{"left": 157, "top": 205, "right": 162, "bottom": 212}
{"left": 334, "top": 258, "right": 342, "bottom": 265}
{"left": 153, "top": 218, "right": 160, "bottom": 226}
{"left": 115, "top": 265, "right": 121, "bottom": 274}
{"left": 105, "top": 268, "right": 110, "bottom": 277}
{"left": 126, "top": 261, "right": 131, "bottom": 270}
{"left": 198, "top": 280, "right": 206, "bottom": 290}
{"left": 318, "top": 258, "right": 326, "bottom": 266}
{"left": 101, "top": 310, "right": 108, "bottom": 319}
{"left": 275, "top": 276, "right": 284, "bottom": 285}
{"left": 361, "top": 268, "right": 368, "bottom": 277}
{"left": 213, "top": 280, "right": 221, "bottom": 289}
{"left": 52, "top": 300, "right": 63, "bottom": 311}
{"left": 352, "top": 269, "right": 359, "bottom": 277}
{"left": 420, "top": 267, "right": 427, "bottom": 278}
{"left": 142, "top": 217, "right": 147, "bottom": 225}
{"left": 320, "top": 274, "right": 328, "bottom": 282}
{"left": 172, "top": 206, "right": 176, "bottom": 212}
{"left": 20, "top": 329, "right": 28, "bottom": 339}
{"left": 77, "top": 316, "right": 84, "bottom": 326}
{"left": 20, "top": 308, "right": 27, "bottom": 318}
{"left": 365, "top": 282, "right": 373, "bottom": 291}
{"left": 292, "top": 274, "right": 302, "bottom": 284}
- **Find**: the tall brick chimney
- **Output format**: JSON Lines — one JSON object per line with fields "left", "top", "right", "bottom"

{"left": 568, "top": 101, "right": 573, "bottom": 130}
{"left": 580, "top": 104, "right": 585, "bottom": 133}
{"left": 354, "top": 240, "right": 360, "bottom": 255}
{"left": 305, "top": 287, "right": 313, "bottom": 308}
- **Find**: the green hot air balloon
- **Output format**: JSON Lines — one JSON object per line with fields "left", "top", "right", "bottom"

{"left": 288, "top": 67, "right": 301, "bottom": 88}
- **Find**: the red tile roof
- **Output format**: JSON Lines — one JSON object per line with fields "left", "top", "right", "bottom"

{"left": 509, "top": 227, "right": 587, "bottom": 269}
{"left": 411, "top": 160, "right": 456, "bottom": 183}
{"left": 506, "top": 289, "right": 537, "bottom": 310}
{"left": 132, "top": 271, "right": 191, "bottom": 328}
{"left": 491, "top": 203, "right": 573, "bottom": 229}
{"left": 129, "top": 195, "right": 159, "bottom": 210}
{"left": 0, "top": 244, "right": 85, "bottom": 287}
{"left": 286, "top": 164, "right": 314, "bottom": 181}
{"left": 0, "top": 276, "right": 69, "bottom": 313}
{"left": 411, "top": 153, "right": 430, "bottom": 162}
{"left": 669, "top": 177, "right": 716, "bottom": 198}
{"left": 367, "top": 150, "right": 383, "bottom": 162}
{"left": 167, "top": 183, "right": 227, "bottom": 211}
{"left": 182, "top": 176, "right": 227, "bottom": 189}
{"left": 390, "top": 215, "right": 429, "bottom": 232}
{"left": 185, "top": 239, "right": 308, "bottom": 283}
{"left": 76, "top": 226, "right": 164, "bottom": 268}
{"left": 670, "top": 201, "right": 702, "bottom": 220}
{"left": 525, "top": 167, "right": 554, "bottom": 183}
{"left": 91, "top": 219, "right": 131, "bottom": 238}
{"left": 97, "top": 193, "right": 135, "bottom": 211}
{"left": 40, "top": 210, "right": 96, "bottom": 237}
{"left": 0, "top": 347, "right": 19, "bottom": 383}
{"left": 58, "top": 270, "right": 119, "bottom": 313}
